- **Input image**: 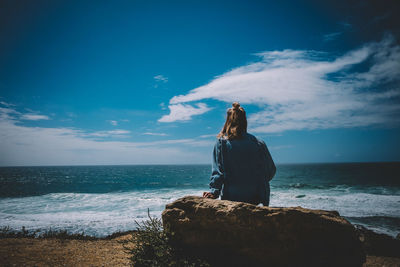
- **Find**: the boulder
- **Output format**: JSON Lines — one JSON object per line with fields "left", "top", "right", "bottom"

{"left": 355, "top": 225, "right": 400, "bottom": 258}
{"left": 162, "top": 196, "right": 366, "bottom": 267}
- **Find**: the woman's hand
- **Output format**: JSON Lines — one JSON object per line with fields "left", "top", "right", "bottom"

{"left": 203, "top": 192, "right": 218, "bottom": 199}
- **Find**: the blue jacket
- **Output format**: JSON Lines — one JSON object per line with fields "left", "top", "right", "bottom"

{"left": 209, "top": 133, "right": 276, "bottom": 206}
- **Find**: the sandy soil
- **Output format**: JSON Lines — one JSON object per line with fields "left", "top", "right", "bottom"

{"left": 0, "top": 235, "right": 133, "bottom": 267}
{"left": 0, "top": 235, "right": 399, "bottom": 267}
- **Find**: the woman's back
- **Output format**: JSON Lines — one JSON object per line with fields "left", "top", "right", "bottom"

{"left": 204, "top": 102, "right": 276, "bottom": 205}
{"left": 212, "top": 132, "right": 275, "bottom": 205}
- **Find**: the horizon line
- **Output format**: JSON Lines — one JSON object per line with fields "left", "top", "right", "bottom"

{"left": 1, "top": 160, "right": 399, "bottom": 168}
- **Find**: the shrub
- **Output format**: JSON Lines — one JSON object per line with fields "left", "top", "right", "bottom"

{"left": 121, "top": 209, "right": 210, "bottom": 267}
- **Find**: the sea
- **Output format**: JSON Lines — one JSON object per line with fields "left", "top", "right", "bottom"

{"left": 0, "top": 163, "right": 399, "bottom": 237}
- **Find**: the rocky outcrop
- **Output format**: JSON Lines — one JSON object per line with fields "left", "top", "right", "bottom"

{"left": 355, "top": 225, "right": 400, "bottom": 258}
{"left": 162, "top": 196, "right": 366, "bottom": 267}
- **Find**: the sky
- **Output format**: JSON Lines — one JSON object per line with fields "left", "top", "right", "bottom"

{"left": 0, "top": 0, "right": 399, "bottom": 166}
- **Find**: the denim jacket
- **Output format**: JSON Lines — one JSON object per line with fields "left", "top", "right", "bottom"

{"left": 209, "top": 133, "right": 276, "bottom": 205}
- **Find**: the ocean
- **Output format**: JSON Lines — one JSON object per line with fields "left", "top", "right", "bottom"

{"left": 0, "top": 163, "right": 399, "bottom": 237}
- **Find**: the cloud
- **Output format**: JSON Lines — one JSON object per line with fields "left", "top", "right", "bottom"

{"left": 269, "top": 145, "right": 294, "bottom": 150}
{"left": 0, "top": 107, "right": 20, "bottom": 119}
{"left": 159, "top": 102, "right": 167, "bottom": 110}
{"left": 20, "top": 114, "right": 50, "bottom": 121}
{"left": 371, "top": 12, "right": 391, "bottom": 24}
{"left": 108, "top": 120, "right": 118, "bottom": 126}
{"left": 160, "top": 35, "right": 400, "bottom": 133}
{"left": 134, "top": 138, "right": 213, "bottom": 147}
{"left": 339, "top": 21, "right": 352, "bottom": 29}
{"left": 87, "top": 129, "right": 131, "bottom": 138}
{"left": 158, "top": 103, "right": 212, "bottom": 122}
{"left": 0, "top": 107, "right": 211, "bottom": 166}
{"left": 0, "top": 101, "right": 15, "bottom": 107}
{"left": 142, "top": 132, "right": 168, "bottom": 136}
{"left": 199, "top": 134, "right": 217, "bottom": 138}
{"left": 154, "top": 75, "right": 168, "bottom": 83}
{"left": 323, "top": 32, "right": 342, "bottom": 42}
{"left": 66, "top": 112, "right": 76, "bottom": 118}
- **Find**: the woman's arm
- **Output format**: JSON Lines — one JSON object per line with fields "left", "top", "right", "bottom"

{"left": 207, "top": 139, "right": 225, "bottom": 198}
{"left": 261, "top": 140, "right": 276, "bottom": 181}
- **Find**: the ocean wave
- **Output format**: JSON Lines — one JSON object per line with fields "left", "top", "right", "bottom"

{"left": 271, "top": 183, "right": 400, "bottom": 195}
{"left": 270, "top": 191, "right": 400, "bottom": 218}
{"left": 270, "top": 190, "right": 400, "bottom": 237}
{"left": 1, "top": 188, "right": 399, "bottom": 237}
{"left": 345, "top": 216, "right": 400, "bottom": 237}
{"left": 0, "top": 189, "right": 204, "bottom": 237}
{"left": 271, "top": 183, "right": 328, "bottom": 190}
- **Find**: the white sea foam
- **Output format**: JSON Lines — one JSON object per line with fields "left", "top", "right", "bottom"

{"left": 270, "top": 189, "right": 400, "bottom": 218}
{"left": 270, "top": 189, "right": 400, "bottom": 236}
{"left": 0, "top": 188, "right": 399, "bottom": 237}
{"left": 0, "top": 188, "right": 203, "bottom": 237}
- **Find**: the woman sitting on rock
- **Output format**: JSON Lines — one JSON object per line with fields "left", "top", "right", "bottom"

{"left": 203, "top": 102, "right": 276, "bottom": 206}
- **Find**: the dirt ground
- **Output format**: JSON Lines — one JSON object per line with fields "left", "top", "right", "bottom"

{"left": 0, "top": 235, "right": 133, "bottom": 267}
{"left": 364, "top": 255, "right": 400, "bottom": 267}
{"left": 0, "top": 236, "right": 399, "bottom": 267}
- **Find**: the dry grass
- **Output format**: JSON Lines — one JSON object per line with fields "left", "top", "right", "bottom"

{"left": 0, "top": 234, "right": 133, "bottom": 267}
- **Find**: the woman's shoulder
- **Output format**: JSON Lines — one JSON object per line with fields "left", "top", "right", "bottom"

{"left": 245, "top": 133, "right": 267, "bottom": 148}
{"left": 214, "top": 136, "right": 227, "bottom": 146}
{"left": 245, "top": 132, "right": 263, "bottom": 142}
{"left": 214, "top": 133, "right": 264, "bottom": 145}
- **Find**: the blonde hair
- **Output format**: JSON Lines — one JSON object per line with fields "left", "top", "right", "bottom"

{"left": 217, "top": 102, "right": 247, "bottom": 140}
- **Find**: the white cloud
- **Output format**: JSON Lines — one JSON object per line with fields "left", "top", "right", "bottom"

{"left": 158, "top": 103, "right": 212, "bottom": 122}
{"left": 0, "top": 107, "right": 20, "bottom": 119}
{"left": 66, "top": 112, "right": 76, "bottom": 118}
{"left": 108, "top": 120, "right": 118, "bottom": 126}
{"left": 154, "top": 75, "right": 168, "bottom": 83}
{"left": 160, "top": 35, "right": 400, "bottom": 132}
{"left": 323, "top": 32, "right": 342, "bottom": 42}
{"left": 0, "top": 107, "right": 211, "bottom": 166}
{"left": 108, "top": 130, "right": 130, "bottom": 134}
{"left": 0, "top": 101, "right": 15, "bottom": 107}
{"left": 87, "top": 129, "right": 131, "bottom": 138}
{"left": 269, "top": 145, "right": 294, "bottom": 150}
{"left": 199, "top": 134, "right": 217, "bottom": 138}
{"left": 143, "top": 132, "right": 168, "bottom": 136}
{"left": 339, "top": 22, "right": 352, "bottom": 29}
{"left": 21, "top": 114, "right": 50, "bottom": 121}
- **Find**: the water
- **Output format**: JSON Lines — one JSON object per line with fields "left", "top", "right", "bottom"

{"left": 0, "top": 163, "right": 399, "bottom": 237}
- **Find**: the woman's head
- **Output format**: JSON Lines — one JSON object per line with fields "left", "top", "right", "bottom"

{"left": 217, "top": 102, "right": 247, "bottom": 140}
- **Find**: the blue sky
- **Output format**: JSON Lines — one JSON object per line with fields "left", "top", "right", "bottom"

{"left": 0, "top": 0, "right": 399, "bottom": 166}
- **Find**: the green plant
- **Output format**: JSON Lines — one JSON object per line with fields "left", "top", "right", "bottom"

{"left": 121, "top": 209, "right": 210, "bottom": 267}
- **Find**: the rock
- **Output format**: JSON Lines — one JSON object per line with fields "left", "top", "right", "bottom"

{"left": 355, "top": 225, "right": 400, "bottom": 258}
{"left": 162, "top": 196, "right": 366, "bottom": 267}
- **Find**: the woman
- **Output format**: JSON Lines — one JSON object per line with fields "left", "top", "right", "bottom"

{"left": 202, "top": 102, "right": 276, "bottom": 206}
